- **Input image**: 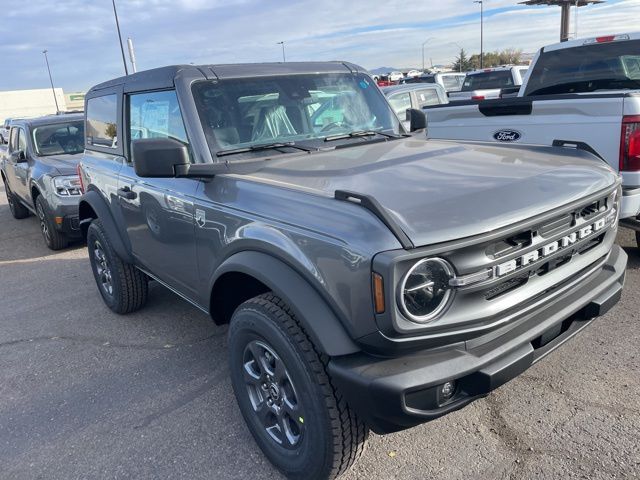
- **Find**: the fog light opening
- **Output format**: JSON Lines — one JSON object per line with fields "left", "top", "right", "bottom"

{"left": 438, "top": 381, "right": 457, "bottom": 406}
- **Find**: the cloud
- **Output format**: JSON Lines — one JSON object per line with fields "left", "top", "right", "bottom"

{"left": 0, "top": 0, "right": 637, "bottom": 92}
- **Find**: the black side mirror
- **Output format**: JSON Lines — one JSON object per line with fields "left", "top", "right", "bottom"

{"left": 407, "top": 109, "right": 427, "bottom": 132}
{"left": 11, "top": 150, "right": 26, "bottom": 163}
{"left": 132, "top": 138, "right": 190, "bottom": 178}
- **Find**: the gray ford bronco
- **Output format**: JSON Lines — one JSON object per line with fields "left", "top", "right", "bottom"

{"left": 1, "top": 113, "right": 85, "bottom": 249}
{"left": 77, "top": 62, "right": 627, "bottom": 480}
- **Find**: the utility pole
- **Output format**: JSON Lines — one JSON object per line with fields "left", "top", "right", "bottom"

{"left": 127, "top": 37, "right": 137, "bottom": 73}
{"left": 111, "top": 0, "right": 129, "bottom": 75}
{"left": 474, "top": 0, "right": 484, "bottom": 69}
{"left": 42, "top": 50, "right": 60, "bottom": 114}
{"left": 277, "top": 41, "right": 286, "bottom": 62}
{"left": 421, "top": 37, "right": 434, "bottom": 72}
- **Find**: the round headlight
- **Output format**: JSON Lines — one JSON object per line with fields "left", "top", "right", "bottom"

{"left": 398, "top": 258, "right": 454, "bottom": 323}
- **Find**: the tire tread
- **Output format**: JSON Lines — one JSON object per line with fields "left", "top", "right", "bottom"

{"left": 88, "top": 219, "right": 148, "bottom": 314}
{"left": 240, "top": 294, "right": 368, "bottom": 480}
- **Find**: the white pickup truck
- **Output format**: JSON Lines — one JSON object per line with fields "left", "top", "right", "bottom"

{"left": 448, "top": 66, "right": 529, "bottom": 102}
{"left": 426, "top": 33, "right": 640, "bottom": 240}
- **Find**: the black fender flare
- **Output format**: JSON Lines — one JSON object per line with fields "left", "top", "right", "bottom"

{"left": 213, "top": 251, "right": 360, "bottom": 357}
{"left": 78, "top": 190, "right": 134, "bottom": 264}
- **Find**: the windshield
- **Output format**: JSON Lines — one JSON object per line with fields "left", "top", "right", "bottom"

{"left": 524, "top": 40, "right": 640, "bottom": 96}
{"left": 32, "top": 121, "right": 84, "bottom": 156}
{"left": 192, "top": 73, "right": 401, "bottom": 158}
{"left": 461, "top": 70, "right": 514, "bottom": 91}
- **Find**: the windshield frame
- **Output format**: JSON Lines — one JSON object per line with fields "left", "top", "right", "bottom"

{"left": 32, "top": 120, "right": 85, "bottom": 157}
{"left": 190, "top": 73, "right": 403, "bottom": 160}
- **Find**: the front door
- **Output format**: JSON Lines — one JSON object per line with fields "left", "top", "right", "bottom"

{"left": 5, "top": 126, "right": 30, "bottom": 203}
{"left": 118, "top": 89, "right": 199, "bottom": 298}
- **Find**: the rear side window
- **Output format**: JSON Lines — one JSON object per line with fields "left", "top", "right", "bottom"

{"left": 462, "top": 71, "right": 514, "bottom": 91}
{"left": 86, "top": 94, "right": 118, "bottom": 149}
{"left": 524, "top": 40, "right": 640, "bottom": 96}
{"left": 416, "top": 89, "right": 441, "bottom": 107}
{"left": 128, "top": 90, "right": 189, "bottom": 160}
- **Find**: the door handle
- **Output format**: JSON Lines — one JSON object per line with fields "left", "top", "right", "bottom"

{"left": 117, "top": 186, "right": 137, "bottom": 200}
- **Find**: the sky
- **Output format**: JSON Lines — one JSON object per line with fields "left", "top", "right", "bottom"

{"left": 1, "top": 0, "right": 639, "bottom": 93}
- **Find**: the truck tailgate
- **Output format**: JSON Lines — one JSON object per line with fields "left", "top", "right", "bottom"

{"left": 426, "top": 96, "right": 625, "bottom": 170}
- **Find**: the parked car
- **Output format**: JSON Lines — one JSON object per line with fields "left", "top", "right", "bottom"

{"left": 406, "top": 69, "right": 423, "bottom": 78}
{"left": 77, "top": 62, "right": 625, "bottom": 480}
{"left": 448, "top": 65, "right": 529, "bottom": 101}
{"left": 382, "top": 83, "right": 448, "bottom": 130}
{"left": 426, "top": 32, "right": 640, "bottom": 242}
{"left": 0, "top": 118, "right": 12, "bottom": 144}
{"left": 388, "top": 71, "right": 404, "bottom": 82}
{"left": 400, "top": 72, "right": 467, "bottom": 92}
{"left": 375, "top": 74, "right": 395, "bottom": 87}
{"left": 0, "top": 113, "right": 84, "bottom": 249}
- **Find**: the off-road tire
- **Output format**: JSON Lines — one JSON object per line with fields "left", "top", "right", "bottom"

{"left": 87, "top": 218, "right": 148, "bottom": 314}
{"left": 228, "top": 294, "right": 368, "bottom": 480}
{"left": 36, "top": 195, "right": 69, "bottom": 250}
{"left": 3, "top": 179, "right": 29, "bottom": 219}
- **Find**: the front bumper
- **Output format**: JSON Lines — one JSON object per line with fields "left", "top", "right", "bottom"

{"left": 329, "top": 245, "right": 626, "bottom": 434}
{"left": 50, "top": 199, "right": 82, "bottom": 238}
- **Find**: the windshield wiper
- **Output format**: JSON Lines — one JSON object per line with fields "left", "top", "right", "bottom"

{"left": 216, "top": 142, "right": 314, "bottom": 157}
{"left": 324, "top": 130, "right": 400, "bottom": 142}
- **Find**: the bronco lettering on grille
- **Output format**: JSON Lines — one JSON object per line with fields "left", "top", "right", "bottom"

{"left": 494, "top": 217, "right": 608, "bottom": 278}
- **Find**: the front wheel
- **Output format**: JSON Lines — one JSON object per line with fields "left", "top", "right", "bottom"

{"left": 228, "top": 294, "right": 368, "bottom": 480}
{"left": 87, "top": 219, "right": 148, "bottom": 314}
{"left": 36, "top": 196, "right": 69, "bottom": 250}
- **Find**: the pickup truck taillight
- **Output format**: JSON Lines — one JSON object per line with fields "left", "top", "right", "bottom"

{"left": 76, "top": 163, "right": 85, "bottom": 193}
{"left": 619, "top": 115, "right": 640, "bottom": 172}
{"left": 471, "top": 95, "right": 485, "bottom": 101}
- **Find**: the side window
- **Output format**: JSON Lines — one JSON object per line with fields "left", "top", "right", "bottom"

{"left": 17, "top": 128, "right": 26, "bottom": 152}
{"left": 86, "top": 94, "right": 118, "bottom": 149}
{"left": 129, "top": 90, "right": 188, "bottom": 152}
{"left": 387, "top": 92, "right": 412, "bottom": 119}
{"left": 442, "top": 76, "right": 459, "bottom": 91}
{"left": 416, "top": 89, "right": 441, "bottom": 107}
{"left": 8, "top": 127, "right": 19, "bottom": 152}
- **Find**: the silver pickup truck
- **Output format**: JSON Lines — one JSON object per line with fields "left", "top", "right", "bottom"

{"left": 448, "top": 66, "right": 529, "bottom": 102}
{"left": 426, "top": 33, "right": 640, "bottom": 243}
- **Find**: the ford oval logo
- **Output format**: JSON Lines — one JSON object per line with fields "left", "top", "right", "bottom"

{"left": 493, "top": 130, "right": 522, "bottom": 142}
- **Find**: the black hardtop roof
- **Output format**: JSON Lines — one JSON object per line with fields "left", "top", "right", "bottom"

{"left": 12, "top": 113, "right": 84, "bottom": 128}
{"left": 87, "top": 61, "right": 366, "bottom": 95}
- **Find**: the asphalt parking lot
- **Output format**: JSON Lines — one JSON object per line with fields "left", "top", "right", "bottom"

{"left": 0, "top": 177, "right": 638, "bottom": 480}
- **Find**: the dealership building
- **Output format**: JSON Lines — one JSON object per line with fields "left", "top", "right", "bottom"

{"left": 0, "top": 88, "right": 85, "bottom": 121}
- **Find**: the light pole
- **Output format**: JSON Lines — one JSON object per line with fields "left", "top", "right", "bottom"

{"left": 474, "top": 0, "right": 484, "bottom": 69}
{"left": 421, "top": 37, "right": 434, "bottom": 72}
{"left": 111, "top": 0, "right": 129, "bottom": 75}
{"left": 42, "top": 50, "right": 60, "bottom": 114}
{"left": 277, "top": 41, "right": 286, "bottom": 62}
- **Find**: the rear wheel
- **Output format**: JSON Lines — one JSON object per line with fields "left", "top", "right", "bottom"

{"left": 87, "top": 219, "right": 148, "bottom": 314}
{"left": 36, "top": 196, "right": 68, "bottom": 250}
{"left": 3, "top": 179, "right": 29, "bottom": 219}
{"left": 228, "top": 294, "right": 368, "bottom": 480}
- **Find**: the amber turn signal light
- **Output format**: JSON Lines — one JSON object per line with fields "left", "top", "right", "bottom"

{"left": 372, "top": 272, "right": 385, "bottom": 314}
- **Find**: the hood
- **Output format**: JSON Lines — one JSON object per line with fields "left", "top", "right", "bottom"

{"left": 245, "top": 138, "right": 617, "bottom": 248}
{"left": 38, "top": 153, "right": 82, "bottom": 176}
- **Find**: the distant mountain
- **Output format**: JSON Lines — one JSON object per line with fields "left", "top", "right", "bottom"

{"left": 368, "top": 67, "right": 401, "bottom": 75}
